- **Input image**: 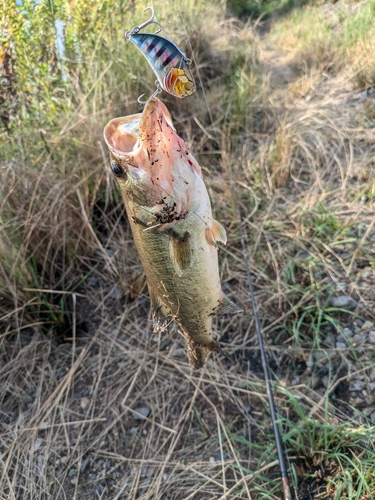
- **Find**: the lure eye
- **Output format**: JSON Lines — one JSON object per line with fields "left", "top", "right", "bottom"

{"left": 184, "top": 82, "right": 194, "bottom": 91}
{"left": 112, "top": 162, "right": 124, "bottom": 177}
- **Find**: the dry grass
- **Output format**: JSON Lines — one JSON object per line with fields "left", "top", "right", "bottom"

{"left": 2, "top": 0, "right": 375, "bottom": 498}
{"left": 2, "top": 305, "right": 373, "bottom": 499}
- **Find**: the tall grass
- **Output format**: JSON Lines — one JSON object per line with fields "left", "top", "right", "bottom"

{"left": 1, "top": 0, "right": 248, "bottom": 326}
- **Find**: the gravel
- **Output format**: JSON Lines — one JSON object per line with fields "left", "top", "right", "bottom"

{"left": 330, "top": 296, "right": 357, "bottom": 309}
{"left": 132, "top": 406, "right": 150, "bottom": 421}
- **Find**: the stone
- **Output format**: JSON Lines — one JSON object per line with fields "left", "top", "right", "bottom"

{"left": 349, "top": 381, "right": 366, "bottom": 392}
{"left": 291, "top": 376, "right": 300, "bottom": 386}
{"left": 361, "top": 321, "right": 374, "bottom": 331}
{"left": 330, "top": 296, "right": 356, "bottom": 309}
{"left": 81, "top": 458, "right": 90, "bottom": 472}
{"left": 361, "top": 267, "right": 372, "bottom": 279}
{"left": 363, "top": 407, "right": 375, "bottom": 417}
{"left": 353, "top": 333, "right": 367, "bottom": 345}
{"left": 343, "top": 327, "right": 354, "bottom": 337}
{"left": 369, "top": 331, "right": 375, "bottom": 344}
{"left": 80, "top": 397, "right": 90, "bottom": 409}
{"left": 336, "top": 342, "right": 346, "bottom": 349}
{"left": 311, "top": 376, "right": 321, "bottom": 389}
{"left": 132, "top": 406, "right": 150, "bottom": 421}
{"left": 336, "top": 334, "right": 346, "bottom": 343}
{"left": 324, "top": 333, "right": 336, "bottom": 346}
{"left": 314, "top": 351, "right": 327, "bottom": 362}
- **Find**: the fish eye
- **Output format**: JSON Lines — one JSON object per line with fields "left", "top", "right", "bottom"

{"left": 111, "top": 162, "right": 124, "bottom": 177}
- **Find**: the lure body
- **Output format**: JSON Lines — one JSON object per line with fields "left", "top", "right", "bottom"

{"left": 128, "top": 33, "right": 195, "bottom": 99}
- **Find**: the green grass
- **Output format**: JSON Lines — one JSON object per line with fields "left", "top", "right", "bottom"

{"left": 227, "top": 0, "right": 314, "bottom": 18}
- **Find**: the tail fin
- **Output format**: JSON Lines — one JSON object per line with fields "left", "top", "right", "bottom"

{"left": 186, "top": 339, "right": 222, "bottom": 370}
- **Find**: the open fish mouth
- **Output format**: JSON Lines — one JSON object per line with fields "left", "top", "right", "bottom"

{"left": 103, "top": 99, "right": 174, "bottom": 160}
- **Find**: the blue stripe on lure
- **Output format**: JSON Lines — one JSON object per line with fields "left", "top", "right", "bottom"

{"left": 125, "top": 8, "right": 196, "bottom": 99}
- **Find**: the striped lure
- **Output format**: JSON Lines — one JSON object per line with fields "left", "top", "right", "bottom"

{"left": 125, "top": 7, "right": 196, "bottom": 100}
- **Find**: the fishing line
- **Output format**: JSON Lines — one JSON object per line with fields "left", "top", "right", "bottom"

{"left": 233, "top": 192, "right": 293, "bottom": 500}
{"left": 175, "top": 3, "right": 218, "bottom": 148}
{"left": 174, "top": 2, "right": 293, "bottom": 498}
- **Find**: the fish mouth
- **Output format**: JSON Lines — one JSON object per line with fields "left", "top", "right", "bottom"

{"left": 103, "top": 113, "right": 141, "bottom": 161}
{"left": 103, "top": 97, "right": 201, "bottom": 204}
{"left": 103, "top": 99, "right": 175, "bottom": 161}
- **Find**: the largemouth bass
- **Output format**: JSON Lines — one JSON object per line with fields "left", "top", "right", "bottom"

{"left": 103, "top": 99, "right": 242, "bottom": 369}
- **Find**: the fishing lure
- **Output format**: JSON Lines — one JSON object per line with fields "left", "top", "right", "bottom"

{"left": 125, "top": 7, "right": 196, "bottom": 102}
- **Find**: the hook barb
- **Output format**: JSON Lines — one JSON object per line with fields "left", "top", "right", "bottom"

{"left": 137, "top": 82, "right": 163, "bottom": 105}
{"left": 125, "top": 6, "right": 161, "bottom": 38}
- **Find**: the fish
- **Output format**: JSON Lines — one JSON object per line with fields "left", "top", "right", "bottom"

{"left": 103, "top": 98, "right": 242, "bottom": 369}
{"left": 127, "top": 33, "right": 196, "bottom": 99}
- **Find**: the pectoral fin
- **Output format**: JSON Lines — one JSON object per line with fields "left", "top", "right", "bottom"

{"left": 212, "top": 219, "right": 227, "bottom": 244}
{"left": 149, "top": 286, "right": 171, "bottom": 333}
{"left": 215, "top": 294, "right": 243, "bottom": 315}
{"left": 205, "top": 219, "right": 227, "bottom": 247}
{"left": 169, "top": 231, "right": 191, "bottom": 277}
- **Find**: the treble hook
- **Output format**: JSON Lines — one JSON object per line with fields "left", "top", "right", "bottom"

{"left": 125, "top": 7, "right": 162, "bottom": 39}
{"left": 138, "top": 81, "right": 163, "bottom": 105}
